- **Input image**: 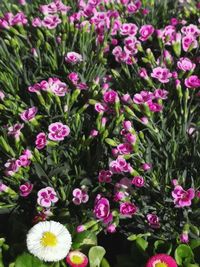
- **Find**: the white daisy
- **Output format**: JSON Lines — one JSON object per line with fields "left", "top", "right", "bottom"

{"left": 26, "top": 220, "right": 72, "bottom": 262}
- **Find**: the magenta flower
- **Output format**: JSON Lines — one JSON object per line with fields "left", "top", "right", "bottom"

{"left": 103, "top": 90, "right": 119, "bottom": 104}
{"left": 4, "top": 159, "right": 19, "bottom": 176}
{"left": 17, "top": 154, "right": 31, "bottom": 167}
{"left": 182, "top": 35, "right": 198, "bottom": 52}
{"left": 185, "top": 75, "right": 200, "bottom": 88}
{"left": 180, "top": 232, "right": 189, "bottom": 243}
{"left": 151, "top": 67, "right": 172, "bottom": 83}
{"left": 117, "top": 143, "right": 132, "bottom": 155}
{"left": 133, "top": 91, "right": 154, "bottom": 104}
{"left": 147, "top": 214, "right": 160, "bottom": 229}
{"left": 146, "top": 254, "right": 177, "bottom": 267}
{"left": 98, "top": 170, "right": 112, "bottom": 183}
{"left": 20, "top": 107, "right": 38, "bottom": 122}
{"left": 120, "top": 23, "right": 138, "bottom": 36}
{"left": 94, "top": 195, "right": 112, "bottom": 224}
{"left": 37, "top": 187, "right": 58, "bottom": 208}
{"left": 177, "top": 57, "right": 196, "bottom": 71}
{"left": 132, "top": 176, "right": 145, "bottom": 187}
{"left": 68, "top": 72, "right": 79, "bottom": 85}
{"left": 48, "top": 122, "right": 70, "bottom": 141}
{"left": 8, "top": 123, "right": 24, "bottom": 140}
{"left": 107, "top": 224, "right": 116, "bottom": 233}
{"left": 154, "top": 89, "right": 168, "bottom": 100}
{"left": 141, "top": 163, "right": 152, "bottom": 171}
{"left": 35, "top": 132, "right": 47, "bottom": 150}
{"left": 172, "top": 185, "right": 195, "bottom": 207}
{"left": 19, "top": 182, "right": 33, "bottom": 197}
{"left": 139, "top": 25, "right": 154, "bottom": 41}
{"left": 51, "top": 79, "right": 68, "bottom": 96}
{"left": 42, "top": 15, "right": 61, "bottom": 29}
{"left": 120, "top": 202, "right": 137, "bottom": 217}
{"left": 109, "top": 157, "right": 131, "bottom": 173}
{"left": 72, "top": 188, "right": 89, "bottom": 205}
{"left": 12, "top": 12, "right": 27, "bottom": 25}
{"left": 124, "top": 133, "right": 136, "bottom": 144}
{"left": 65, "top": 52, "right": 83, "bottom": 64}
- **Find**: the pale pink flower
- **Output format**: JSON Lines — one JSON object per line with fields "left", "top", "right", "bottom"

{"left": 65, "top": 52, "right": 83, "bottom": 64}
{"left": 48, "top": 122, "right": 70, "bottom": 141}
{"left": 177, "top": 57, "right": 196, "bottom": 71}
{"left": 120, "top": 23, "right": 138, "bottom": 36}
{"left": 20, "top": 107, "right": 38, "bottom": 122}
{"left": 42, "top": 15, "right": 61, "bottom": 29}
{"left": 0, "top": 183, "right": 8, "bottom": 192}
{"left": 180, "top": 232, "right": 189, "bottom": 243}
{"left": 8, "top": 123, "right": 24, "bottom": 140}
{"left": 37, "top": 187, "right": 58, "bottom": 208}
{"left": 32, "top": 17, "right": 42, "bottom": 27}
{"left": 4, "top": 159, "right": 19, "bottom": 176}
{"left": 151, "top": 67, "right": 172, "bottom": 83}
{"left": 109, "top": 157, "right": 131, "bottom": 173}
{"left": 72, "top": 188, "right": 89, "bottom": 205}
{"left": 0, "top": 90, "right": 5, "bottom": 100}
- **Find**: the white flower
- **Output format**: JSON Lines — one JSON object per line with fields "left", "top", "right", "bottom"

{"left": 26, "top": 220, "right": 72, "bottom": 262}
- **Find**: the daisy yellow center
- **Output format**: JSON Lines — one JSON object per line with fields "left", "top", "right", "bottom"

{"left": 154, "top": 262, "right": 168, "bottom": 267}
{"left": 71, "top": 255, "right": 83, "bottom": 264}
{"left": 40, "top": 231, "right": 58, "bottom": 247}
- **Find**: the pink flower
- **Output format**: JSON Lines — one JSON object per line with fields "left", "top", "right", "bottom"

{"left": 133, "top": 91, "right": 154, "bottom": 104}
{"left": 151, "top": 67, "right": 172, "bottom": 83}
{"left": 147, "top": 214, "right": 160, "bottom": 229}
{"left": 185, "top": 75, "right": 200, "bottom": 88}
{"left": 94, "top": 195, "right": 112, "bottom": 224}
{"left": 117, "top": 143, "right": 132, "bottom": 155}
{"left": 120, "top": 23, "right": 138, "bottom": 36}
{"left": 132, "top": 176, "right": 144, "bottom": 187}
{"left": 37, "top": 187, "right": 58, "bottom": 208}
{"left": 182, "top": 35, "right": 198, "bottom": 52}
{"left": 109, "top": 157, "right": 131, "bottom": 173}
{"left": 32, "top": 17, "right": 42, "bottom": 27}
{"left": 123, "top": 120, "right": 133, "bottom": 131}
{"left": 20, "top": 107, "right": 38, "bottom": 122}
{"left": 8, "top": 123, "right": 24, "bottom": 140}
{"left": 154, "top": 89, "right": 168, "bottom": 100}
{"left": 172, "top": 185, "right": 195, "bottom": 207}
{"left": 42, "top": 15, "right": 61, "bottom": 29}
{"left": 19, "top": 182, "right": 33, "bottom": 197}
{"left": 17, "top": 154, "right": 31, "bottom": 167}
{"left": 177, "top": 57, "right": 196, "bottom": 71}
{"left": 35, "top": 132, "right": 47, "bottom": 150}
{"left": 18, "top": 0, "right": 26, "bottom": 5}
{"left": 68, "top": 72, "right": 79, "bottom": 85}
{"left": 124, "top": 133, "right": 136, "bottom": 144}
{"left": 65, "top": 52, "right": 83, "bottom": 64}
{"left": 66, "top": 251, "right": 88, "bottom": 267}
{"left": 0, "top": 90, "right": 5, "bottom": 100}
{"left": 48, "top": 122, "right": 70, "bottom": 141}
{"left": 139, "top": 25, "right": 154, "bottom": 41}
{"left": 0, "top": 183, "right": 8, "bottom": 192}
{"left": 120, "top": 202, "right": 137, "bottom": 217}
{"left": 146, "top": 254, "right": 177, "bottom": 267}
{"left": 141, "top": 163, "right": 152, "bottom": 171}
{"left": 107, "top": 224, "right": 116, "bottom": 233}
{"left": 94, "top": 102, "right": 108, "bottom": 113}
{"left": 103, "top": 90, "right": 119, "bottom": 104}
{"left": 51, "top": 80, "right": 68, "bottom": 96}
{"left": 114, "top": 191, "right": 127, "bottom": 202}
{"left": 180, "top": 232, "right": 189, "bottom": 243}
{"left": 4, "top": 159, "right": 19, "bottom": 176}
{"left": 11, "top": 12, "right": 27, "bottom": 25}
{"left": 72, "top": 188, "right": 89, "bottom": 205}
{"left": 148, "top": 102, "right": 163, "bottom": 112}
{"left": 98, "top": 170, "right": 112, "bottom": 183}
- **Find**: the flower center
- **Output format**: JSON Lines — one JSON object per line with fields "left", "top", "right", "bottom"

{"left": 40, "top": 231, "right": 57, "bottom": 247}
{"left": 154, "top": 262, "right": 168, "bottom": 267}
{"left": 71, "top": 255, "right": 83, "bottom": 264}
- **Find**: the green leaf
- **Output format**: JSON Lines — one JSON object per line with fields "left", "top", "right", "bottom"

{"left": 15, "top": 253, "right": 49, "bottom": 267}
{"left": 135, "top": 237, "right": 148, "bottom": 252}
{"left": 100, "top": 258, "right": 111, "bottom": 267}
{"left": 89, "top": 246, "right": 106, "bottom": 267}
{"left": 175, "top": 245, "right": 194, "bottom": 266}
{"left": 153, "top": 240, "right": 172, "bottom": 254}
{"left": 72, "top": 231, "right": 97, "bottom": 249}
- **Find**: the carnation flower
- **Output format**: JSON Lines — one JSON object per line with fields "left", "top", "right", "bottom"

{"left": 120, "top": 202, "right": 137, "bottom": 217}
{"left": 151, "top": 67, "right": 172, "bottom": 83}
{"left": 20, "top": 107, "right": 38, "bottom": 122}
{"left": 42, "top": 15, "right": 61, "bottom": 29}
{"left": 65, "top": 52, "right": 83, "bottom": 64}
{"left": 66, "top": 251, "right": 88, "bottom": 267}
{"left": 94, "top": 194, "right": 112, "bottom": 224}
{"left": 48, "top": 122, "right": 70, "bottom": 141}
{"left": 172, "top": 185, "right": 195, "bottom": 207}
{"left": 35, "top": 132, "right": 47, "bottom": 150}
{"left": 37, "top": 187, "right": 58, "bottom": 208}
{"left": 185, "top": 75, "right": 200, "bottom": 88}
{"left": 26, "top": 221, "right": 72, "bottom": 262}
{"left": 146, "top": 254, "right": 177, "bottom": 267}
{"left": 19, "top": 182, "right": 33, "bottom": 197}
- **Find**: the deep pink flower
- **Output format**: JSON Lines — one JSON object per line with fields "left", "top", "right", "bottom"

{"left": 109, "top": 157, "right": 131, "bottom": 173}
{"left": 132, "top": 176, "right": 144, "bottom": 187}
{"left": 17, "top": 154, "right": 31, "bottom": 167}
{"left": 148, "top": 101, "right": 163, "bottom": 112}
{"left": 151, "top": 67, "right": 172, "bottom": 83}
{"left": 103, "top": 90, "right": 119, "bottom": 104}
{"left": 20, "top": 107, "right": 38, "bottom": 122}
{"left": 185, "top": 75, "right": 200, "bottom": 88}
{"left": 117, "top": 143, "right": 132, "bottom": 155}
{"left": 120, "top": 202, "right": 137, "bottom": 217}
{"left": 124, "top": 133, "right": 136, "bottom": 144}
{"left": 172, "top": 185, "right": 195, "bottom": 207}
{"left": 68, "top": 72, "right": 79, "bottom": 85}
{"left": 107, "top": 224, "right": 116, "bottom": 233}
{"left": 182, "top": 35, "right": 198, "bottom": 52}
{"left": 180, "top": 232, "right": 189, "bottom": 243}
{"left": 146, "top": 254, "right": 177, "bottom": 267}
{"left": 154, "top": 89, "right": 168, "bottom": 100}
{"left": 139, "top": 25, "right": 154, "bottom": 41}
{"left": 65, "top": 52, "right": 83, "bottom": 64}
{"left": 32, "top": 17, "right": 42, "bottom": 27}
{"left": 147, "top": 214, "right": 160, "bottom": 229}
{"left": 177, "top": 57, "right": 196, "bottom": 71}
{"left": 48, "top": 122, "right": 70, "bottom": 141}
{"left": 19, "top": 182, "right": 33, "bottom": 197}
{"left": 94, "top": 195, "right": 112, "bottom": 224}
{"left": 98, "top": 170, "right": 112, "bottom": 183}
{"left": 133, "top": 91, "right": 154, "bottom": 104}
{"left": 72, "top": 188, "right": 89, "bottom": 205}
{"left": 66, "top": 251, "right": 88, "bottom": 267}
{"left": 141, "top": 163, "right": 152, "bottom": 171}
{"left": 35, "top": 132, "right": 47, "bottom": 150}
{"left": 42, "top": 15, "right": 61, "bottom": 29}
{"left": 37, "top": 187, "right": 58, "bottom": 208}
{"left": 94, "top": 102, "right": 108, "bottom": 113}
{"left": 120, "top": 23, "right": 138, "bottom": 36}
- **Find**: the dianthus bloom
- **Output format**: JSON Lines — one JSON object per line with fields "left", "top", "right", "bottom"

{"left": 139, "top": 25, "right": 154, "bottom": 41}
{"left": 103, "top": 90, "right": 119, "bottom": 104}
{"left": 132, "top": 176, "right": 145, "bottom": 187}
{"left": 120, "top": 202, "right": 137, "bottom": 217}
{"left": 8, "top": 123, "right": 24, "bottom": 140}
{"left": 94, "top": 194, "right": 112, "bottom": 224}
{"left": 72, "top": 188, "right": 89, "bottom": 205}
{"left": 146, "top": 254, "right": 177, "bottom": 267}
{"left": 37, "top": 187, "right": 58, "bottom": 208}
{"left": 151, "top": 67, "right": 172, "bottom": 83}
{"left": 147, "top": 214, "right": 160, "bottom": 229}
{"left": 19, "top": 182, "right": 33, "bottom": 197}
{"left": 35, "top": 132, "right": 47, "bottom": 150}
{"left": 172, "top": 185, "right": 195, "bottom": 207}
{"left": 20, "top": 107, "right": 38, "bottom": 122}
{"left": 184, "top": 75, "right": 200, "bottom": 88}
{"left": 177, "top": 57, "right": 196, "bottom": 71}
{"left": 109, "top": 157, "right": 131, "bottom": 173}
{"left": 65, "top": 52, "right": 83, "bottom": 64}
{"left": 42, "top": 15, "right": 61, "bottom": 29}
{"left": 48, "top": 122, "right": 70, "bottom": 141}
